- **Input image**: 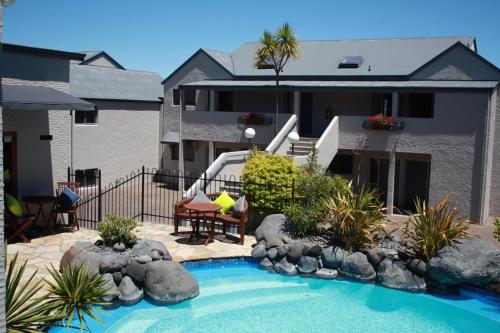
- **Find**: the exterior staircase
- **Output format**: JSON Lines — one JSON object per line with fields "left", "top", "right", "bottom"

{"left": 286, "top": 137, "right": 317, "bottom": 156}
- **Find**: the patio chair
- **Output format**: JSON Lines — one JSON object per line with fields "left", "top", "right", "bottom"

{"left": 54, "top": 181, "right": 80, "bottom": 230}
{"left": 5, "top": 194, "right": 34, "bottom": 243}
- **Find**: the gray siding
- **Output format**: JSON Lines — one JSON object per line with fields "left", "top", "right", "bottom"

{"left": 84, "top": 54, "right": 120, "bottom": 68}
{"left": 489, "top": 90, "right": 500, "bottom": 216}
{"left": 0, "top": 4, "right": 6, "bottom": 331}
{"left": 73, "top": 100, "right": 160, "bottom": 185}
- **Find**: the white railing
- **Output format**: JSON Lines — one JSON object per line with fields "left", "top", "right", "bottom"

{"left": 265, "top": 114, "right": 297, "bottom": 154}
{"left": 294, "top": 116, "right": 339, "bottom": 167}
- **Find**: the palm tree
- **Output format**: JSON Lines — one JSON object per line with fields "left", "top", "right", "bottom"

{"left": 254, "top": 22, "right": 300, "bottom": 136}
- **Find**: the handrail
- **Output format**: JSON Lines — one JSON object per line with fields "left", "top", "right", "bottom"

{"left": 294, "top": 116, "right": 339, "bottom": 167}
{"left": 265, "top": 114, "right": 297, "bottom": 153}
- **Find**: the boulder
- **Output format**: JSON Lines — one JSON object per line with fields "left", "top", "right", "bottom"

{"left": 112, "top": 272, "right": 123, "bottom": 285}
{"left": 297, "top": 256, "right": 319, "bottom": 274}
{"left": 339, "top": 252, "right": 376, "bottom": 282}
{"left": 407, "top": 259, "right": 427, "bottom": 277}
{"left": 266, "top": 238, "right": 284, "bottom": 249}
{"left": 428, "top": 238, "right": 500, "bottom": 286}
{"left": 144, "top": 261, "right": 199, "bottom": 304}
{"left": 377, "top": 259, "right": 426, "bottom": 292}
{"left": 136, "top": 255, "right": 153, "bottom": 264}
{"left": 151, "top": 250, "right": 162, "bottom": 261}
{"left": 102, "top": 273, "right": 119, "bottom": 301}
{"left": 287, "top": 244, "right": 304, "bottom": 263}
{"left": 260, "top": 257, "right": 274, "bottom": 269}
{"left": 267, "top": 248, "right": 279, "bottom": 261}
{"left": 251, "top": 244, "right": 267, "bottom": 259}
{"left": 274, "top": 257, "right": 298, "bottom": 276}
{"left": 277, "top": 244, "right": 290, "bottom": 258}
{"left": 118, "top": 276, "right": 143, "bottom": 305}
{"left": 321, "top": 247, "right": 344, "bottom": 269}
{"left": 113, "top": 242, "right": 126, "bottom": 252}
{"left": 100, "top": 253, "right": 129, "bottom": 273}
{"left": 366, "top": 248, "right": 386, "bottom": 268}
{"left": 59, "top": 247, "right": 81, "bottom": 271}
{"left": 125, "top": 262, "right": 146, "bottom": 284}
{"left": 70, "top": 249, "right": 102, "bottom": 274}
{"left": 132, "top": 239, "right": 169, "bottom": 258}
{"left": 306, "top": 245, "right": 323, "bottom": 258}
{"left": 72, "top": 241, "right": 94, "bottom": 250}
{"left": 255, "top": 214, "right": 287, "bottom": 243}
{"left": 163, "top": 253, "right": 173, "bottom": 261}
{"left": 315, "top": 268, "right": 338, "bottom": 280}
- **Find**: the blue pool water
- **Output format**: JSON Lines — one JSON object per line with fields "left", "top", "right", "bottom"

{"left": 52, "top": 258, "right": 500, "bottom": 333}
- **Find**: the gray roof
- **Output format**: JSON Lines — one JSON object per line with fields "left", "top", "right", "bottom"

{"left": 70, "top": 64, "right": 163, "bottom": 101}
{"left": 202, "top": 36, "right": 477, "bottom": 77}
{"left": 181, "top": 79, "right": 498, "bottom": 90}
{"left": 161, "top": 132, "right": 179, "bottom": 143}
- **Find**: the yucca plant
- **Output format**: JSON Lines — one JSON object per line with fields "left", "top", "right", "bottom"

{"left": 494, "top": 218, "right": 500, "bottom": 241}
{"left": 403, "top": 195, "right": 468, "bottom": 262}
{"left": 45, "top": 263, "right": 115, "bottom": 332}
{"left": 325, "top": 185, "right": 385, "bottom": 251}
{"left": 6, "top": 253, "right": 62, "bottom": 333}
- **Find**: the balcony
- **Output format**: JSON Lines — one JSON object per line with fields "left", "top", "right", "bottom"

{"left": 362, "top": 115, "right": 405, "bottom": 131}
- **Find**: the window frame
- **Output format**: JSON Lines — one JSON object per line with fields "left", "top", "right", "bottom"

{"left": 398, "top": 93, "right": 435, "bottom": 118}
{"left": 170, "top": 141, "right": 195, "bottom": 162}
{"left": 74, "top": 168, "right": 98, "bottom": 187}
{"left": 172, "top": 88, "right": 196, "bottom": 107}
{"left": 74, "top": 110, "right": 98, "bottom": 125}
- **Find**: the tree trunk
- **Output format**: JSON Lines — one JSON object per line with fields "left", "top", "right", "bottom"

{"left": 274, "top": 72, "right": 280, "bottom": 136}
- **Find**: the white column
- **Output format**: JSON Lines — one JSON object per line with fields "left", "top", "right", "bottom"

{"left": 386, "top": 148, "right": 396, "bottom": 215}
{"left": 293, "top": 91, "right": 300, "bottom": 132}
{"left": 178, "top": 88, "right": 185, "bottom": 193}
{"left": 208, "top": 141, "right": 215, "bottom": 166}
{"left": 209, "top": 89, "right": 215, "bottom": 112}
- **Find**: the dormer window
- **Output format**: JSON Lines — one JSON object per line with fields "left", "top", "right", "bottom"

{"left": 338, "top": 56, "right": 364, "bottom": 68}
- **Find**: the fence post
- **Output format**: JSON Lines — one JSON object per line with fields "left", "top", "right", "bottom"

{"left": 67, "top": 166, "right": 71, "bottom": 182}
{"left": 203, "top": 172, "right": 207, "bottom": 193}
{"left": 98, "top": 169, "right": 102, "bottom": 222}
{"left": 141, "top": 166, "right": 145, "bottom": 222}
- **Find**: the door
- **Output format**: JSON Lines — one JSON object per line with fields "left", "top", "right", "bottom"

{"left": 3, "top": 131, "right": 18, "bottom": 197}
{"left": 403, "top": 160, "right": 430, "bottom": 212}
{"left": 369, "top": 158, "right": 389, "bottom": 205}
{"left": 299, "top": 92, "right": 313, "bottom": 137}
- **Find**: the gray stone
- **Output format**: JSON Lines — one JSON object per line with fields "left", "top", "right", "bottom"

{"left": 428, "top": 238, "right": 500, "bottom": 286}
{"left": 315, "top": 268, "right": 339, "bottom": 280}
{"left": 306, "top": 245, "right": 323, "bottom": 258}
{"left": 407, "top": 259, "right": 427, "bottom": 277}
{"left": 251, "top": 244, "right": 267, "bottom": 259}
{"left": 113, "top": 242, "right": 126, "bottom": 252}
{"left": 125, "top": 262, "right": 146, "bottom": 284}
{"left": 297, "top": 256, "right": 319, "bottom": 274}
{"left": 321, "top": 247, "right": 344, "bottom": 269}
{"left": 287, "top": 244, "right": 304, "bottom": 263}
{"left": 255, "top": 214, "right": 287, "bottom": 242}
{"left": 366, "top": 248, "right": 386, "bottom": 267}
{"left": 102, "top": 273, "right": 119, "bottom": 301}
{"left": 282, "top": 236, "right": 294, "bottom": 244}
{"left": 72, "top": 241, "right": 94, "bottom": 250}
{"left": 112, "top": 272, "right": 123, "bottom": 285}
{"left": 274, "top": 257, "right": 297, "bottom": 276}
{"left": 339, "top": 252, "right": 376, "bottom": 282}
{"left": 151, "top": 250, "right": 162, "bottom": 261}
{"left": 267, "top": 248, "right": 279, "bottom": 261}
{"left": 163, "top": 253, "right": 172, "bottom": 261}
{"left": 118, "top": 276, "right": 143, "bottom": 305}
{"left": 136, "top": 255, "right": 153, "bottom": 264}
{"left": 266, "top": 238, "right": 284, "bottom": 249}
{"left": 132, "top": 239, "right": 169, "bottom": 258}
{"left": 144, "top": 261, "right": 199, "bottom": 304}
{"left": 277, "top": 244, "right": 290, "bottom": 258}
{"left": 381, "top": 248, "right": 399, "bottom": 260}
{"left": 100, "top": 253, "right": 129, "bottom": 273}
{"left": 377, "top": 259, "right": 426, "bottom": 292}
{"left": 260, "top": 257, "right": 274, "bottom": 268}
{"left": 71, "top": 249, "right": 102, "bottom": 274}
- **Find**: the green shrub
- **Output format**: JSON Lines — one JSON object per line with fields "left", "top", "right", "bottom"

{"left": 494, "top": 218, "right": 500, "bottom": 241}
{"left": 324, "top": 185, "right": 385, "bottom": 251}
{"left": 403, "top": 195, "right": 468, "bottom": 262}
{"left": 284, "top": 148, "right": 350, "bottom": 237}
{"left": 97, "top": 214, "right": 138, "bottom": 247}
{"left": 242, "top": 149, "right": 298, "bottom": 213}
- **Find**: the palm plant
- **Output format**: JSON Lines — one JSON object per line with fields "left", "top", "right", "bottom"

{"left": 45, "top": 263, "right": 115, "bottom": 332}
{"left": 403, "top": 195, "right": 468, "bottom": 262}
{"left": 254, "top": 22, "right": 300, "bottom": 135}
{"left": 324, "top": 185, "right": 385, "bottom": 251}
{"left": 6, "top": 253, "right": 61, "bottom": 333}
{"left": 493, "top": 218, "right": 500, "bottom": 241}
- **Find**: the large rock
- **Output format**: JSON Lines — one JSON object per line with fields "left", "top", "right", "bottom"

{"left": 287, "top": 244, "right": 304, "bottom": 263}
{"left": 144, "top": 261, "right": 199, "bottom": 304}
{"left": 102, "top": 273, "right": 119, "bottom": 301}
{"left": 377, "top": 259, "right": 426, "bottom": 292}
{"left": 366, "top": 248, "right": 386, "bottom": 268}
{"left": 60, "top": 247, "right": 81, "bottom": 271}
{"left": 297, "top": 256, "right": 318, "bottom": 274}
{"left": 321, "top": 247, "right": 344, "bottom": 269}
{"left": 118, "top": 276, "right": 143, "bottom": 305}
{"left": 125, "top": 262, "right": 147, "bottom": 284}
{"left": 428, "top": 238, "right": 500, "bottom": 286}
{"left": 255, "top": 214, "right": 287, "bottom": 243}
{"left": 251, "top": 244, "right": 267, "bottom": 259}
{"left": 315, "top": 268, "right": 338, "bottom": 280}
{"left": 132, "top": 239, "right": 169, "bottom": 258}
{"left": 67, "top": 249, "right": 102, "bottom": 274}
{"left": 306, "top": 245, "right": 323, "bottom": 258}
{"left": 267, "top": 248, "right": 279, "bottom": 261}
{"left": 100, "top": 253, "right": 129, "bottom": 273}
{"left": 266, "top": 238, "right": 284, "bottom": 249}
{"left": 260, "top": 257, "right": 274, "bottom": 269}
{"left": 274, "top": 257, "right": 297, "bottom": 276}
{"left": 407, "top": 259, "right": 427, "bottom": 278}
{"left": 339, "top": 252, "right": 376, "bottom": 282}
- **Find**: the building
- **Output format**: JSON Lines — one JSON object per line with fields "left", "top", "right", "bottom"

{"left": 161, "top": 36, "right": 500, "bottom": 222}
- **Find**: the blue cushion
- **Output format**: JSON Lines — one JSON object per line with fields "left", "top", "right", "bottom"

{"left": 191, "top": 191, "right": 212, "bottom": 204}
{"left": 231, "top": 195, "right": 245, "bottom": 218}
{"left": 58, "top": 186, "right": 81, "bottom": 208}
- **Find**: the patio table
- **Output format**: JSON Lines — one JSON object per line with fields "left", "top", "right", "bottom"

{"left": 23, "top": 195, "right": 58, "bottom": 235}
{"left": 183, "top": 203, "right": 221, "bottom": 246}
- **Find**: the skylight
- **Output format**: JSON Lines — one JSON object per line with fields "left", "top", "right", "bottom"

{"left": 338, "top": 56, "right": 364, "bottom": 69}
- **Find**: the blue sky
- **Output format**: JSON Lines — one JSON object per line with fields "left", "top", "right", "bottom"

{"left": 4, "top": 0, "right": 500, "bottom": 77}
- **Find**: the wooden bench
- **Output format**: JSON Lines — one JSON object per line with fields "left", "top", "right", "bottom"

{"left": 174, "top": 193, "right": 248, "bottom": 245}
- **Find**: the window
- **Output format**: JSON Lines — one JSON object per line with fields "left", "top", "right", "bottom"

{"left": 398, "top": 93, "right": 434, "bottom": 118}
{"left": 75, "top": 168, "right": 98, "bottom": 187}
{"left": 338, "top": 56, "right": 364, "bottom": 68}
{"left": 371, "top": 93, "right": 392, "bottom": 116}
{"left": 75, "top": 110, "right": 97, "bottom": 124}
{"left": 172, "top": 88, "right": 196, "bottom": 106}
{"left": 170, "top": 141, "right": 195, "bottom": 161}
{"left": 217, "top": 91, "right": 233, "bottom": 111}
{"left": 329, "top": 154, "right": 353, "bottom": 175}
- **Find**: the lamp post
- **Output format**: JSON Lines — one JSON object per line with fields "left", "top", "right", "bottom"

{"left": 287, "top": 131, "right": 300, "bottom": 157}
{"left": 245, "top": 128, "right": 256, "bottom": 150}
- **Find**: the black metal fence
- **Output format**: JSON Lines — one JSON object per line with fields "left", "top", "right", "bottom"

{"left": 66, "top": 167, "right": 294, "bottom": 230}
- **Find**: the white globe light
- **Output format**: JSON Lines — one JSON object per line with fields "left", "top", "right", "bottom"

{"left": 245, "top": 128, "right": 256, "bottom": 139}
{"left": 287, "top": 131, "right": 300, "bottom": 144}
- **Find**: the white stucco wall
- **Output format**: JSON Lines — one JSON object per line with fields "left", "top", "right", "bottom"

{"left": 73, "top": 100, "right": 160, "bottom": 186}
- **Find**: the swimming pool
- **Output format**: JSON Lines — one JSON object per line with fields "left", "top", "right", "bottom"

{"left": 52, "top": 258, "right": 500, "bottom": 333}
